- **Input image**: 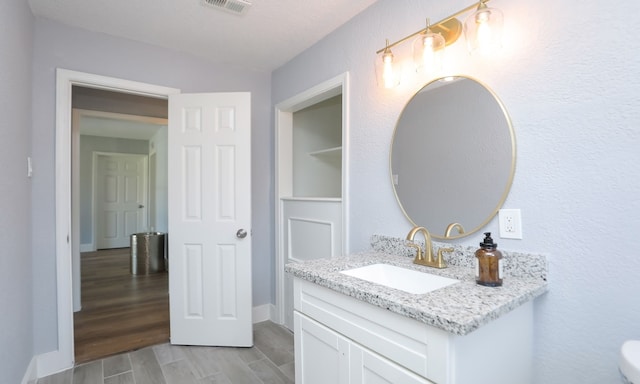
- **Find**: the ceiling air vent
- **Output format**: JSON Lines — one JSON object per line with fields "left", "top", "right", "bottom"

{"left": 201, "top": 0, "right": 251, "bottom": 15}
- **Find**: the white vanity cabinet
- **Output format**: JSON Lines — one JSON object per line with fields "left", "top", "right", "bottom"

{"left": 293, "top": 278, "right": 534, "bottom": 384}
{"left": 295, "top": 312, "right": 431, "bottom": 384}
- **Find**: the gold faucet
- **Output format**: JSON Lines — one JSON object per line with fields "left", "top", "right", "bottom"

{"left": 406, "top": 226, "right": 451, "bottom": 268}
{"left": 444, "top": 222, "right": 465, "bottom": 238}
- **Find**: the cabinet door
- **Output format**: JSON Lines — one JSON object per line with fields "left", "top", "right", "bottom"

{"left": 294, "top": 312, "right": 349, "bottom": 384}
{"left": 350, "top": 343, "right": 434, "bottom": 384}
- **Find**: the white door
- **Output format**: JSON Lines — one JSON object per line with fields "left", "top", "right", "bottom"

{"left": 96, "top": 154, "right": 148, "bottom": 249}
{"left": 168, "top": 92, "right": 252, "bottom": 346}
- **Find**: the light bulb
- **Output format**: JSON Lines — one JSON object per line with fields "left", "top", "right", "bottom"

{"left": 375, "top": 38, "right": 399, "bottom": 88}
{"left": 376, "top": 47, "right": 399, "bottom": 88}
{"left": 475, "top": 9, "right": 491, "bottom": 24}
{"left": 412, "top": 27, "right": 445, "bottom": 73}
{"left": 475, "top": 10, "right": 493, "bottom": 52}
{"left": 464, "top": 3, "right": 503, "bottom": 55}
{"left": 382, "top": 52, "right": 396, "bottom": 88}
{"left": 423, "top": 35, "right": 435, "bottom": 49}
{"left": 421, "top": 42, "right": 437, "bottom": 69}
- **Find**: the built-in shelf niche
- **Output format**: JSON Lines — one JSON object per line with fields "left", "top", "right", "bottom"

{"left": 291, "top": 95, "right": 342, "bottom": 199}
{"left": 275, "top": 72, "right": 348, "bottom": 331}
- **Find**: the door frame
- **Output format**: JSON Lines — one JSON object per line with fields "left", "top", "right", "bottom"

{"left": 93, "top": 152, "right": 149, "bottom": 250}
{"left": 41, "top": 68, "right": 180, "bottom": 377}
{"left": 274, "top": 73, "right": 350, "bottom": 326}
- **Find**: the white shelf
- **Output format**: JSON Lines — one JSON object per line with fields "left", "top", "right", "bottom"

{"left": 308, "top": 146, "right": 342, "bottom": 157}
{"left": 281, "top": 196, "right": 342, "bottom": 202}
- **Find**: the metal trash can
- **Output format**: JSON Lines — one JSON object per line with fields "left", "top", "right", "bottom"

{"left": 130, "top": 232, "right": 167, "bottom": 275}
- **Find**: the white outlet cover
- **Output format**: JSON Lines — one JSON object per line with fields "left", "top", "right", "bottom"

{"left": 499, "top": 208, "right": 522, "bottom": 239}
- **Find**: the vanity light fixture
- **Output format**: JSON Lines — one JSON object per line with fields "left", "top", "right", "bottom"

{"left": 464, "top": 0, "right": 503, "bottom": 55}
{"left": 375, "top": 0, "right": 503, "bottom": 88}
{"left": 412, "top": 19, "right": 446, "bottom": 74}
{"left": 375, "top": 39, "right": 401, "bottom": 88}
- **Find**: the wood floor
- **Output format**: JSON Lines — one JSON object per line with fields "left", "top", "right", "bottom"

{"left": 74, "top": 247, "right": 170, "bottom": 363}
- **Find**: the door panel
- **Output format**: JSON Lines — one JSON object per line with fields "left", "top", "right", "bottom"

{"left": 168, "top": 92, "right": 252, "bottom": 346}
{"left": 350, "top": 344, "right": 434, "bottom": 384}
{"left": 295, "top": 312, "right": 350, "bottom": 384}
{"left": 96, "top": 154, "right": 148, "bottom": 249}
{"left": 282, "top": 199, "right": 342, "bottom": 330}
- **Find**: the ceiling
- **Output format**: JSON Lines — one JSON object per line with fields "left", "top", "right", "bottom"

{"left": 73, "top": 86, "right": 168, "bottom": 140}
{"left": 78, "top": 110, "right": 167, "bottom": 140}
{"left": 28, "top": 0, "right": 378, "bottom": 72}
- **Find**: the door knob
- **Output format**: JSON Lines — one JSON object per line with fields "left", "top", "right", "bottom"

{"left": 138, "top": 204, "right": 145, "bottom": 208}
{"left": 236, "top": 229, "right": 247, "bottom": 239}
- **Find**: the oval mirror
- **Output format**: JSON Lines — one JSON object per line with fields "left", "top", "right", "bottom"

{"left": 390, "top": 76, "right": 515, "bottom": 239}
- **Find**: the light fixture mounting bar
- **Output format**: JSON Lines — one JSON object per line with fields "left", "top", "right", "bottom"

{"left": 375, "top": 0, "right": 491, "bottom": 54}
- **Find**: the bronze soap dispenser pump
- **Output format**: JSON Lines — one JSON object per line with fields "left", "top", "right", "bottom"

{"left": 475, "top": 232, "right": 503, "bottom": 287}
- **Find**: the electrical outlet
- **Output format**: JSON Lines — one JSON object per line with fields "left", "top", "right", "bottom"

{"left": 499, "top": 209, "right": 522, "bottom": 239}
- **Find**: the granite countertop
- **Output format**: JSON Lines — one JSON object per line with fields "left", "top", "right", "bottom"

{"left": 285, "top": 250, "right": 548, "bottom": 336}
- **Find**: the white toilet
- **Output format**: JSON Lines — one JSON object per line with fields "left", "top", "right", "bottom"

{"left": 620, "top": 340, "right": 640, "bottom": 383}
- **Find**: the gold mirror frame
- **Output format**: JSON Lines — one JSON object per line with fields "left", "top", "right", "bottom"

{"left": 390, "top": 76, "right": 516, "bottom": 240}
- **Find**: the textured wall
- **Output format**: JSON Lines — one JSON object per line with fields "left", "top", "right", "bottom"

{"left": 272, "top": 0, "right": 640, "bottom": 382}
{"left": 0, "top": 1, "right": 34, "bottom": 382}
{"left": 31, "top": 18, "right": 273, "bottom": 355}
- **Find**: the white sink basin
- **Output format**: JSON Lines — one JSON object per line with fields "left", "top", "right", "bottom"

{"left": 340, "top": 263, "right": 459, "bottom": 294}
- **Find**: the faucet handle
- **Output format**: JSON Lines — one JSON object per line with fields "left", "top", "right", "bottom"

{"left": 434, "top": 247, "right": 454, "bottom": 269}
{"left": 407, "top": 242, "right": 423, "bottom": 261}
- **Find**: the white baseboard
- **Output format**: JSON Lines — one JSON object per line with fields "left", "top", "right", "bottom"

{"left": 35, "top": 349, "right": 73, "bottom": 381}
{"left": 79, "top": 243, "right": 94, "bottom": 252}
{"left": 21, "top": 356, "right": 38, "bottom": 384}
{"left": 252, "top": 304, "right": 277, "bottom": 324}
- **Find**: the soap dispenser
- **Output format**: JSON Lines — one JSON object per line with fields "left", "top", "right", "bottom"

{"left": 475, "top": 232, "right": 503, "bottom": 287}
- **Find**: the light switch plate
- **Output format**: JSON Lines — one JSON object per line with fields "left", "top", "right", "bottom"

{"left": 499, "top": 209, "right": 522, "bottom": 239}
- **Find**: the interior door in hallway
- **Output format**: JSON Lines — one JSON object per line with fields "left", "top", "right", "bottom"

{"left": 168, "top": 92, "right": 252, "bottom": 347}
{"left": 96, "top": 153, "right": 148, "bottom": 249}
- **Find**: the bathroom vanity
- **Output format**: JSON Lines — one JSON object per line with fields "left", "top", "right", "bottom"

{"left": 286, "top": 243, "right": 547, "bottom": 384}
{"left": 283, "top": 75, "right": 543, "bottom": 383}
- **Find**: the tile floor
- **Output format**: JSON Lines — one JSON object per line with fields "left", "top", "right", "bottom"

{"left": 36, "top": 321, "right": 294, "bottom": 384}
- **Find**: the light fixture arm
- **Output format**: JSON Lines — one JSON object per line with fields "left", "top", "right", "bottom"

{"left": 382, "top": 38, "right": 392, "bottom": 56}
{"left": 375, "top": 0, "right": 490, "bottom": 54}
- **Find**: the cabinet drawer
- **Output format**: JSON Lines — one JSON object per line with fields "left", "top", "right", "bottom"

{"left": 294, "top": 279, "right": 450, "bottom": 381}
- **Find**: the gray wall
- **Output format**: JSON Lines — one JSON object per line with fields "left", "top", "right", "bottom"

{"left": 272, "top": 0, "right": 640, "bottom": 382}
{"left": 79, "top": 135, "right": 150, "bottom": 245}
{"left": 0, "top": 0, "right": 34, "bottom": 383}
{"left": 150, "top": 128, "right": 169, "bottom": 233}
{"left": 31, "top": 17, "right": 273, "bottom": 355}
